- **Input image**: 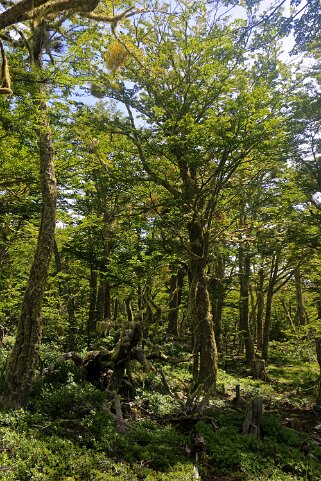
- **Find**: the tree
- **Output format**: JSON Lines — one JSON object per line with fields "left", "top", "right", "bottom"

{"left": 96, "top": 0, "right": 290, "bottom": 390}
{"left": 2, "top": 22, "right": 57, "bottom": 408}
{"left": 0, "top": 0, "right": 143, "bottom": 407}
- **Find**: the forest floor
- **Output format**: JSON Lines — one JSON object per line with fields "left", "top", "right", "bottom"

{"left": 0, "top": 338, "right": 321, "bottom": 480}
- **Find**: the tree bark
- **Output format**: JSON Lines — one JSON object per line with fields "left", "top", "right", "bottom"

{"left": 251, "top": 359, "right": 269, "bottom": 381}
{"left": 256, "top": 268, "right": 264, "bottom": 351}
{"left": 239, "top": 245, "right": 254, "bottom": 363}
{"left": 294, "top": 268, "right": 307, "bottom": 326}
{"left": 210, "top": 254, "right": 225, "bottom": 352}
{"left": 125, "top": 297, "right": 133, "bottom": 324}
{"left": 188, "top": 220, "right": 218, "bottom": 392}
{"left": 242, "top": 397, "right": 263, "bottom": 437}
{"left": 87, "top": 265, "right": 98, "bottom": 347}
{"left": 167, "top": 268, "right": 184, "bottom": 336}
{"left": 0, "top": 0, "right": 101, "bottom": 30}
{"left": 281, "top": 298, "right": 296, "bottom": 332}
{"left": 96, "top": 275, "right": 111, "bottom": 322}
{"left": 262, "top": 251, "right": 280, "bottom": 361}
{"left": 2, "top": 79, "right": 57, "bottom": 408}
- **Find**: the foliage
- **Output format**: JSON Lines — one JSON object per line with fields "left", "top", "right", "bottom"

{"left": 1, "top": 0, "right": 321, "bottom": 478}
{"left": 194, "top": 413, "right": 321, "bottom": 480}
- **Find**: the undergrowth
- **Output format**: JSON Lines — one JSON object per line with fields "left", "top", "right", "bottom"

{"left": 0, "top": 338, "right": 320, "bottom": 480}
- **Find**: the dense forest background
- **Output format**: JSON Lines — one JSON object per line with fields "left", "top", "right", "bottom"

{"left": 1, "top": 0, "right": 321, "bottom": 479}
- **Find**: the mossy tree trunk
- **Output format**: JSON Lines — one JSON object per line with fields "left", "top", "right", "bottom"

{"left": 3, "top": 118, "right": 56, "bottom": 404}
{"left": 2, "top": 27, "right": 57, "bottom": 409}
{"left": 0, "top": 0, "right": 101, "bottom": 31}
{"left": 3, "top": 112, "right": 56, "bottom": 405}
{"left": 189, "top": 220, "right": 218, "bottom": 392}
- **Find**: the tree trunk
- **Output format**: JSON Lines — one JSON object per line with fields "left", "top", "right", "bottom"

{"left": 2, "top": 82, "right": 57, "bottom": 408}
{"left": 96, "top": 277, "right": 105, "bottom": 322}
{"left": 104, "top": 281, "right": 111, "bottom": 319}
{"left": 294, "top": 268, "right": 307, "bottom": 326}
{"left": 256, "top": 268, "right": 264, "bottom": 351}
{"left": 188, "top": 220, "right": 218, "bottom": 392}
{"left": 96, "top": 277, "right": 111, "bottom": 321}
{"left": 281, "top": 299, "right": 297, "bottom": 332}
{"left": 251, "top": 359, "right": 269, "bottom": 381}
{"left": 262, "top": 251, "right": 280, "bottom": 361}
{"left": 167, "top": 268, "right": 184, "bottom": 336}
{"left": 239, "top": 246, "right": 254, "bottom": 363}
{"left": 125, "top": 297, "right": 133, "bottom": 324}
{"left": 210, "top": 254, "right": 225, "bottom": 352}
{"left": 315, "top": 338, "right": 321, "bottom": 406}
{"left": 113, "top": 298, "right": 118, "bottom": 321}
{"left": 87, "top": 265, "right": 98, "bottom": 347}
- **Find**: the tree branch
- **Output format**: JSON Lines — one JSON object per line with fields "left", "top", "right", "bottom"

{"left": 0, "top": 0, "right": 140, "bottom": 29}
{"left": 82, "top": 7, "right": 145, "bottom": 23}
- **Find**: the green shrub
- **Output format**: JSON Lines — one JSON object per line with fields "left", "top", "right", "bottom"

{"left": 261, "top": 416, "right": 301, "bottom": 446}
{"left": 101, "top": 420, "right": 188, "bottom": 470}
{"left": 29, "top": 382, "right": 106, "bottom": 419}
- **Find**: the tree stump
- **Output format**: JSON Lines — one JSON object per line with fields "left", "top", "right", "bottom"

{"left": 231, "top": 384, "right": 246, "bottom": 407}
{"left": 235, "top": 384, "right": 241, "bottom": 403}
{"left": 242, "top": 397, "right": 263, "bottom": 437}
{"left": 251, "top": 359, "right": 269, "bottom": 381}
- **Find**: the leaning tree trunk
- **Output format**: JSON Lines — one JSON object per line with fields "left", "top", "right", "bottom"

{"left": 2, "top": 84, "right": 57, "bottom": 408}
{"left": 189, "top": 220, "right": 218, "bottom": 392}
